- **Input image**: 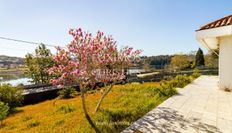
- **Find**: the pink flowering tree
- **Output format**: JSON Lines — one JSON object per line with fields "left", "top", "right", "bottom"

{"left": 48, "top": 28, "right": 141, "bottom": 130}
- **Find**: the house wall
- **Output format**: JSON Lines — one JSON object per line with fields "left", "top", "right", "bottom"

{"left": 219, "top": 36, "right": 232, "bottom": 90}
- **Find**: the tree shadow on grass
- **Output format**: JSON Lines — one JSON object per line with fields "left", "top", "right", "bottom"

{"left": 8, "top": 108, "right": 24, "bottom": 117}
{"left": 95, "top": 109, "right": 135, "bottom": 133}
{"left": 0, "top": 109, "right": 24, "bottom": 129}
{"left": 0, "top": 123, "right": 6, "bottom": 129}
{"left": 123, "top": 107, "right": 222, "bottom": 133}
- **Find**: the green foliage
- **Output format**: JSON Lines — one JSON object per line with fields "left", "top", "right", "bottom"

{"left": 53, "top": 120, "right": 65, "bottom": 127}
{"left": 0, "top": 84, "right": 23, "bottom": 110}
{"left": 58, "top": 87, "right": 78, "bottom": 99}
{"left": 143, "top": 62, "right": 152, "bottom": 71}
{"left": 25, "top": 44, "right": 54, "bottom": 84}
{"left": 0, "top": 102, "right": 9, "bottom": 124}
{"left": 158, "top": 83, "right": 177, "bottom": 97}
{"left": 192, "top": 69, "right": 201, "bottom": 78}
{"left": 157, "top": 73, "right": 200, "bottom": 97}
{"left": 173, "top": 75, "right": 192, "bottom": 88}
{"left": 140, "top": 55, "right": 172, "bottom": 69}
{"left": 57, "top": 105, "right": 75, "bottom": 114}
{"left": 27, "top": 121, "right": 40, "bottom": 128}
{"left": 205, "top": 51, "right": 219, "bottom": 68}
{"left": 160, "top": 74, "right": 193, "bottom": 93}
{"left": 170, "top": 54, "right": 192, "bottom": 70}
{"left": 194, "top": 48, "right": 205, "bottom": 67}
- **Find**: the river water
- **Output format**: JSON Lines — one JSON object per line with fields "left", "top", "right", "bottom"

{"left": 0, "top": 73, "right": 32, "bottom": 86}
{"left": 0, "top": 68, "right": 144, "bottom": 86}
{"left": 0, "top": 78, "right": 32, "bottom": 86}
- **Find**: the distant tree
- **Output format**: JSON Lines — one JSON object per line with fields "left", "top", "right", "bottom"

{"left": 205, "top": 50, "right": 219, "bottom": 68}
{"left": 188, "top": 51, "right": 197, "bottom": 68}
{"left": 170, "top": 54, "right": 191, "bottom": 70}
{"left": 149, "top": 55, "right": 172, "bottom": 69}
{"left": 25, "top": 44, "right": 54, "bottom": 84}
{"left": 139, "top": 55, "right": 172, "bottom": 70}
{"left": 194, "top": 48, "right": 205, "bottom": 67}
{"left": 143, "top": 62, "right": 152, "bottom": 71}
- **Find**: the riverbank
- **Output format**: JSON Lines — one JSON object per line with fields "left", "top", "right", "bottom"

{"left": 0, "top": 68, "right": 27, "bottom": 75}
{"left": 0, "top": 68, "right": 30, "bottom": 85}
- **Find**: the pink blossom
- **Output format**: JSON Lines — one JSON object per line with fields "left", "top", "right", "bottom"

{"left": 48, "top": 28, "right": 141, "bottom": 87}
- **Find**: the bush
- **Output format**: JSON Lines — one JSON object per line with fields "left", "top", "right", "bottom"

{"left": 158, "top": 83, "right": 177, "bottom": 97}
{"left": 58, "top": 87, "right": 78, "bottom": 99}
{"left": 192, "top": 69, "right": 201, "bottom": 78}
{"left": 57, "top": 105, "right": 75, "bottom": 114}
{"left": 0, "top": 102, "right": 9, "bottom": 125}
{"left": 158, "top": 74, "right": 194, "bottom": 96}
{"left": 0, "top": 84, "right": 23, "bottom": 110}
{"left": 173, "top": 75, "right": 192, "bottom": 88}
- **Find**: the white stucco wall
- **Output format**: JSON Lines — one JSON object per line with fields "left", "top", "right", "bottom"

{"left": 219, "top": 36, "right": 232, "bottom": 90}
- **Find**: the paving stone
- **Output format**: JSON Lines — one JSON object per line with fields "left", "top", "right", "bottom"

{"left": 122, "top": 76, "right": 232, "bottom": 133}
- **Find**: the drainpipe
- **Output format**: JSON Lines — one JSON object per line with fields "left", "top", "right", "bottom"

{"left": 201, "top": 39, "right": 219, "bottom": 57}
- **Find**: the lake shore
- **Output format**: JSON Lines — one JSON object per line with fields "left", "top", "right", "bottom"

{"left": 0, "top": 68, "right": 26, "bottom": 75}
{"left": 0, "top": 68, "right": 30, "bottom": 84}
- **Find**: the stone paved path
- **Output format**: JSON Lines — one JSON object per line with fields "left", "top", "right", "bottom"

{"left": 123, "top": 76, "right": 232, "bottom": 133}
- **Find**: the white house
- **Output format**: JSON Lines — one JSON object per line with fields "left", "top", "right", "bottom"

{"left": 196, "top": 15, "right": 232, "bottom": 90}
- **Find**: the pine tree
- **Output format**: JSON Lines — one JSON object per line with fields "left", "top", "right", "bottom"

{"left": 195, "top": 48, "right": 205, "bottom": 67}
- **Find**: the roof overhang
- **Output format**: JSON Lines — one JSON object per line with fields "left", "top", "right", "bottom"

{"left": 196, "top": 25, "right": 232, "bottom": 50}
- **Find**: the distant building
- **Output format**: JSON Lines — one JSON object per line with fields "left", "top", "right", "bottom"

{"left": 0, "top": 55, "right": 24, "bottom": 68}
{"left": 10, "top": 64, "right": 18, "bottom": 68}
{"left": 0, "top": 60, "right": 4, "bottom": 68}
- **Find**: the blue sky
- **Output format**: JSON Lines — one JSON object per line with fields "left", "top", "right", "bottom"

{"left": 0, "top": 0, "right": 232, "bottom": 57}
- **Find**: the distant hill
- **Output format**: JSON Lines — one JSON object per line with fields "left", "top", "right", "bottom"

{"left": 0, "top": 55, "right": 24, "bottom": 68}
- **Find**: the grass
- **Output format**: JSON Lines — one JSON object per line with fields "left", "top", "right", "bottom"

{"left": 0, "top": 74, "right": 198, "bottom": 133}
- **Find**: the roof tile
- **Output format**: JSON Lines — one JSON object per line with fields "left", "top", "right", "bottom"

{"left": 198, "top": 15, "right": 232, "bottom": 31}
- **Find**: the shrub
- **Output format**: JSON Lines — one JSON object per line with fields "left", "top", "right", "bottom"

{"left": 161, "top": 75, "right": 192, "bottom": 89}
{"left": 0, "top": 84, "right": 23, "bottom": 110}
{"left": 57, "top": 105, "right": 75, "bottom": 114}
{"left": 53, "top": 120, "right": 65, "bottom": 127}
{"left": 173, "top": 75, "right": 192, "bottom": 88}
{"left": 58, "top": 87, "right": 78, "bottom": 99}
{"left": 27, "top": 121, "right": 40, "bottom": 128}
{"left": 192, "top": 69, "right": 201, "bottom": 78}
{"left": 0, "top": 102, "right": 9, "bottom": 125}
{"left": 158, "top": 83, "right": 177, "bottom": 97}
{"left": 158, "top": 74, "right": 195, "bottom": 96}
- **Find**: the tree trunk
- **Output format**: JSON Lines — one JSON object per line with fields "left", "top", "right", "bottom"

{"left": 79, "top": 85, "right": 100, "bottom": 133}
{"left": 94, "top": 84, "right": 113, "bottom": 113}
